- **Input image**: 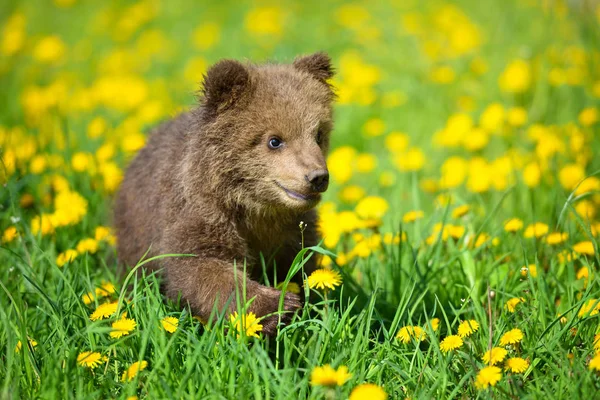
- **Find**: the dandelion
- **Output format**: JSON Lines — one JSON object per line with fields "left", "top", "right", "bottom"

{"left": 77, "top": 351, "right": 103, "bottom": 369}
{"left": 458, "top": 320, "right": 479, "bottom": 338}
{"left": 2, "top": 226, "right": 18, "bottom": 243}
{"left": 430, "top": 318, "right": 440, "bottom": 332}
{"left": 439, "top": 335, "right": 463, "bottom": 353}
{"left": 355, "top": 196, "right": 389, "bottom": 221}
{"left": 499, "top": 328, "right": 524, "bottom": 346}
{"left": 110, "top": 316, "right": 136, "bottom": 338}
{"left": 76, "top": 238, "right": 98, "bottom": 254}
{"left": 363, "top": 118, "right": 385, "bottom": 137}
{"left": 310, "top": 364, "right": 352, "bottom": 387}
{"left": 15, "top": 338, "right": 38, "bottom": 353}
{"left": 482, "top": 347, "right": 508, "bottom": 365}
{"left": 475, "top": 366, "right": 502, "bottom": 389}
{"left": 229, "top": 311, "right": 263, "bottom": 338}
{"left": 576, "top": 267, "right": 589, "bottom": 280}
{"left": 306, "top": 268, "right": 342, "bottom": 290}
{"left": 90, "top": 301, "right": 118, "bottom": 321}
{"left": 161, "top": 316, "right": 179, "bottom": 333}
{"left": 339, "top": 185, "right": 366, "bottom": 203}
{"left": 122, "top": 360, "right": 148, "bottom": 381}
{"left": 452, "top": 205, "right": 470, "bottom": 218}
{"left": 578, "top": 299, "right": 600, "bottom": 317}
{"left": 546, "top": 232, "right": 568, "bottom": 245}
{"left": 573, "top": 241, "right": 595, "bottom": 255}
{"left": 579, "top": 107, "right": 599, "bottom": 126}
{"left": 504, "top": 218, "right": 523, "bottom": 232}
{"left": 505, "top": 357, "right": 529, "bottom": 373}
{"left": 524, "top": 222, "right": 548, "bottom": 238}
{"left": 504, "top": 297, "right": 525, "bottom": 313}
{"left": 56, "top": 249, "right": 78, "bottom": 267}
{"left": 94, "top": 226, "right": 113, "bottom": 242}
{"left": 396, "top": 326, "right": 427, "bottom": 344}
{"left": 520, "top": 264, "right": 537, "bottom": 278}
{"left": 101, "top": 281, "right": 116, "bottom": 294}
{"left": 402, "top": 210, "right": 424, "bottom": 223}
{"left": 276, "top": 281, "right": 301, "bottom": 294}
{"left": 590, "top": 354, "right": 600, "bottom": 371}
{"left": 498, "top": 59, "right": 531, "bottom": 93}
{"left": 349, "top": 383, "right": 388, "bottom": 400}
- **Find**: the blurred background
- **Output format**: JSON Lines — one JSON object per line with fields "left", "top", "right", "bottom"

{"left": 0, "top": 0, "right": 599, "bottom": 279}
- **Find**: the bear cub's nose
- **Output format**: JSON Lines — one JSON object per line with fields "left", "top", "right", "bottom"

{"left": 306, "top": 169, "right": 330, "bottom": 193}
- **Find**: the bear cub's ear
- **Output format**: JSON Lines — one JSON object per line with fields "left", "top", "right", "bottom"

{"left": 201, "top": 60, "right": 251, "bottom": 117}
{"left": 293, "top": 52, "right": 334, "bottom": 82}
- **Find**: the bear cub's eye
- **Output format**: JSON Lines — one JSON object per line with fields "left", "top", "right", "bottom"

{"left": 268, "top": 137, "right": 283, "bottom": 149}
{"left": 316, "top": 128, "right": 324, "bottom": 145}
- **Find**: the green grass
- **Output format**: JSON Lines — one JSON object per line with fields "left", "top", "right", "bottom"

{"left": 1, "top": 0, "right": 600, "bottom": 398}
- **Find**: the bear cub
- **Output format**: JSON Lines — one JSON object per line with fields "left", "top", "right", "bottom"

{"left": 114, "top": 52, "right": 335, "bottom": 335}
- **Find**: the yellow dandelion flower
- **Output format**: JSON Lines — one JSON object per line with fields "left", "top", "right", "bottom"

{"left": 121, "top": 360, "right": 148, "bottom": 381}
{"left": 576, "top": 267, "right": 589, "bottom": 280}
{"left": 363, "top": 118, "right": 386, "bottom": 137}
{"left": 90, "top": 301, "right": 118, "bottom": 321}
{"left": 579, "top": 107, "right": 599, "bottom": 127}
{"left": 559, "top": 164, "right": 585, "bottom": 191}
{"left": 499, "top": 328, "right": 524, "bottom": 346}
{"left": 161, "top": 316, "right": 179, "bottom": 333}
{"left": 276, "top": 281, "right": 301, "bottom": 294}
{"left": 546, "top": 232, "right": 568, "bottom": 245}
{"left": 396, "top": 326, "right": 427, "bottom": 344}
{"left": 2, "top": 226, "right": 18, "bottom": 243}
{"left": 458, "top": 320, "right": 480, "bottom": 338}
{"left": 310, "top": 364, "right": 352, "bottom": 387}
{"left": 557, "top": 249, "right": 578, "bottom": 263}
{"left": 578, "top": 299, "right": 600, "bottom": 317}
{"left": 505, "top": 357, "right": 529, "bottom": 373}
{"left": 430, "top": 318, "right": 440, "bottom": 332}
{"left": 440, "top": 335, "right": 463, "bottom": 353}
{"left": 15, "top": 338, "right": 38, "bottom": 353}
{"left": 524, "top": 223, "right": 549, "bottom": 238}
{"left": 402, "top": 210, "right": 424, "bottom": 224}
{"left": 590, "top": 354, "right": 600, "bottom": 371}
{"left": 355, "top": 196, "right": 389, "bottom": 221}
{"left": 482, "top": 347, "right": 508, "bottom": 365}
{"left": 475, "top": 366, "right": 502, "bottom": 390}
{"left": 110, "top": 316, "right": 136, "bottom": 338}
{"left": 76, "top": 238, "right": 98, "bottom": 254}
{"left": 229, "top": 311, "right": 263, "bottom": 338}
{"left": 573, "top": 241, "right": 595, "bottom": 255}
{"left": 504, "top": 297, "right": 525, "bottom": 313}
{"left": 504, "top": 218, "right": 523, "bottom": 232}
{"left": 77, "top": 351, "right": 103, "bottom": 369}
{"left": 56, "top": 249, "right": 78, "bottom": 267}
{"left": 307, "top": 268, "right": 342, "bottom": 290}
{"left": 94, "top": 226, "right": 112, "bottom": 242}
{"left": 349, "top": 383, "right": 388, "bottom": 400}
{"left": 101, "top": 281, "right": 116, "bottom": 294}
{"left": 452, "top": 205, "right": 470, "bottom": 218}
{"left": 520, "top": 264, "right": 537, "bottom": 278}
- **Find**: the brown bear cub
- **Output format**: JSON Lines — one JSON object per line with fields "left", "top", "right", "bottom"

{"left": 114, "top": 53, "right": 334, "bottom": 335}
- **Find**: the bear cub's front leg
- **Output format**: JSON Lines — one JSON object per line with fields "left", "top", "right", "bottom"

{"left": 163, "top": 256, "right": 302, "bottom": 336}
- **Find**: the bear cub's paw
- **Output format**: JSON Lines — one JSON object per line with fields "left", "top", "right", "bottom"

{"left": 254, "top": 287, "right": 302, "bottom": 336}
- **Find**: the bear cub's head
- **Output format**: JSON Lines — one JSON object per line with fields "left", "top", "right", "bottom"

{"left": 187, "top": 52, "right": 335, "bottom": 216}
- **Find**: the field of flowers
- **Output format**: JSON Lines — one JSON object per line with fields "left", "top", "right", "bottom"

{"left": 1, "top": 0, "right": 600, "bottom": 398}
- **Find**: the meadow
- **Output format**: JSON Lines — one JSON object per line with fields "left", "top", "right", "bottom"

{"left": 1, "top": 0, "right": 600, "bottom": 398}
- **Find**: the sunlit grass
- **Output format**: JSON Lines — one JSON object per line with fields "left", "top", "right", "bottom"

{"left": 1, "top": 0, "right": 600, "bottom": 398}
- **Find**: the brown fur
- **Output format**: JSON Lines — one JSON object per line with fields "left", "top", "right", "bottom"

{"left": 114, "top": 53, "right": 335, "bottom": 335}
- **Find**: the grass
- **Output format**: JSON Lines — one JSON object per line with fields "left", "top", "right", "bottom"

{"left": 1, "top": 0, "right": 600, "bottom": 398}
